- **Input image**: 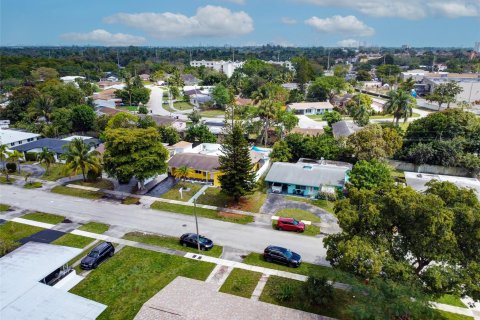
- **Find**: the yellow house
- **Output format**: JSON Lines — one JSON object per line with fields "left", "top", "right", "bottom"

{"left": 168, "top": 153, "right": 222, "bottom": 186}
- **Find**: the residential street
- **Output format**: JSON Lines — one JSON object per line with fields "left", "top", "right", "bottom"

{"left": 0, "top": 184, "right": 330, "bottom": 265}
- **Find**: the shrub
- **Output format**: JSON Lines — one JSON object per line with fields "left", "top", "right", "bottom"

{"left": 303, "top": 276, "right": 334, "bottom": 306}
{"left": 0, "top": 238, "right": 19, "bottom": 257}
{"left": 6, "top": 162, "right": 16, "bottom": 173}
{"left": 318, "top": 191, "right": 337, "bottom": 201}
{"left": 87, "top": 168, "right": 102, "bottom": 181}
{"left": 24, "top": 182, "right": 43, "bottom": 189}
{"left": 274, "top": 283, "right": 294, "bottom": 302}
{"left": 25, "top": 152, "right": 38, "bottom": 161}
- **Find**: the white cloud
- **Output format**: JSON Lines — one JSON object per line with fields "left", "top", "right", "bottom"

{"left": 104, "top": 6, "right": 254, "bottom": 39}
{"left": 296, "top": 0, "right": 480, "bottom": 19}
{"left": 305, "top": 15, "right": 374, "bottom": 36}
{"left": 60, "top": 29, "right": 146, "bottom": 46}
{"left": 281, "top": 17, "right": 298, "bottom": 25}
{"left": 337, "top": 39, "right": 360, "bottom": 47}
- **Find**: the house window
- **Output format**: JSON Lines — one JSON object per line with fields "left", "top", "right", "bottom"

{"left": 10, "top": 142, "right": 15, "bottom": 146}
{"left": 194, "top": 170, "right": 204, "bottom": 175}
{"left": 295, "top": 185, "right": 306, "bottom": 190}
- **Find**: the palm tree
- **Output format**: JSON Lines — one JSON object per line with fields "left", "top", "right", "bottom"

{"left": 62, "top": 138, "right": 101, "bottom": 182}
{"left": 7, "top": 150, "right": 24, "bottom": 173}
{"left": 36, "top": 95, "right": 54, "bottom": 123}
{"left": 399, "top": 77, "right": 416, "bottom": 92}
{"left": 37, "top": 147, "right": 56, "bottom": 174}
{"left": 0, "top": 145, "right": 7, "bottom": 171}
{"left": 173, "top": 165, "right": 191, "bottom": 186}
{"left": 384, "top": 89, "right": 415, "bottom": 126}
{"left": 258, "top": 99, "right": 277, "bottom": 146}
{"left": 351, "top": 103, "right": 371, "bottom": 126}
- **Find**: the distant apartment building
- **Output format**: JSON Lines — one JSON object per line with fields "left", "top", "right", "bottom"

{"left": 190, "top": 60, "right": 294, "bottom": 78}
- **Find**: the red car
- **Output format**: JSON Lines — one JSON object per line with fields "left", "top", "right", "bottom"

{"left": 275, "top": 217, "right": 305, "bottom": 232}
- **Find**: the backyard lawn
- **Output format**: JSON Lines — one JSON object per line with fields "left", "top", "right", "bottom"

{"left": 260, "top": 276, "right": 354, "bottom": 320}
{"left": 22, "top": 212, "right": 65, "bottom": 224}
{"left": 151, "top": 201, "right": 254, "bottom": 224}
{"left": 160, "top": 182, "right": 202, "bottom": 201}
{"left": 51, "top": 186, "right": 104, "bottom": 199}
{"left": 52, "top": 234, "right": 94, "bottom": 249}
{"left": 196, "top": 187, "right": 267, "bottom": 213}
{"left": 173, "top": 101, "right": 194, "bottom": 110}
{"left": 274, "top": 208, "right": 322, "bottom": 223}
{"left": 199, "top": 109, "right": 225, "bottom": 117}
{"left": 0, "top": 204, "right": 11, "bottom": 211}
{"left": 70, "top": 246, "right": 215, "bottom": 320}
{"left": 78, "top": 222, "right": 110, "bottom": 234}
{"left": 219, "top": 268, "right": 262, "bottom": 298}
{"left": 123, "top": 232, "right": 223, "bottom": 257}
{"left": 70, "top": 179, "right": 115, "bottom": 190}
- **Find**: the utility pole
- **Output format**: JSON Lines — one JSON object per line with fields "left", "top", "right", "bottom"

{"left": 193, "top": 197, "right": 201, "bottom": 252}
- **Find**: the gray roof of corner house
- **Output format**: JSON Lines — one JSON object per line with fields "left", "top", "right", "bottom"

{"left": 265, "top": 162, "right": 349, "bottom": 187}
{"left": 332, "top": 120, "right": 361, "bottom": 139}
{"left": 168, "top": 153, "right": 220, "bottom": 172}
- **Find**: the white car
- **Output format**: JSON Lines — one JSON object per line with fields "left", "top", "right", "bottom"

{"left": 271, "top": 182, "right": 283, "bottom": 194}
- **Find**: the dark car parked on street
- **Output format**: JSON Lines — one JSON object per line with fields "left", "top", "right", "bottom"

{"left": 80, "top": 242, "right": 115, "bottom": 270}
{"left": 263, "top": 245, "right": 302, "bottom": 268}
{"left": 179, "top": 233, "right": 214, "bottom": 251}
{"left": 275, "top": 217, "right": 305, "bottom": 232}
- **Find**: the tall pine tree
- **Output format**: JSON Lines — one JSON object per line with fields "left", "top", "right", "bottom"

{"left": 218, "top": 122, "right": 256, "bottom": 202}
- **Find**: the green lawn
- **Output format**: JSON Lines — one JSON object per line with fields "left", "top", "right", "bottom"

{"left": 162, "top": 103, "right": 175, "bottom": 113}
{"left": 437, "top": 311, "right": 474, "bottom": 320}
{"left": 78, "top": 222, "right": 110, "bottom": 234}
{"left": 275, "top": 208, "right": 322, "bottom": 223}
{"left": 173, "top": 101, "right": 194, "bottom": 110}
{"left": 0, "top": 176, "right": 15, "bottom": 184}
{"left": 0, "top": 204, "right": 11, "bottom": 211}
{"left": 23, "top": 181, "right": 43, "bottom": 189}
{"left": 196, "top": 188, "right": 267, "bottom": 213}
{"left": 117, "top": 106, "right": 138, "bottom": 112}
{"left": 151, "top": 201, "right": 254, "bottom": 224}
{"left": 123, "top": 232, "right": 223, "bottom": 257}
{"left": 51, "top": 186, "right": 104, "bottom": 199}
{"left": 70, "top": 179, "right": 114, "bottom": 190}
{"left": 271, "top": 221, "right": 321, "bottom": 237}
{"left": 242, "top": 253, "right": 356, "bottom": 284}
{"left": 0, "top": 221, "right": 43, "bottom": 242}
{"left": 436, "top": 294, "right": 467, "bottom": 308}
{"left": 52, "top": 234, "right": 95, "bottom": 248}
{"left": 199, "top": 109, "right": 225, "bottom": 117}
{"left": 283, "top": 196, "right": 336, "bottom": 214}
{"left": 219, "top": 268, "right": 262, "bottom": 298}
{"left": 160, "top": 182, "right": 202, "bottom": 202}
{"left": 70, "top": 246, "right": 215, "bottom": 320}
{"left": 22, "top": 212, "right": 65, "bottom": 224}
{"left": 122, "top": 196, "right": 140, "bottom": 205}
{"left": 260, "top": 276, "right": 354, "bottom": 320}
{"left": 41, "top": 163, "right": 68, "bottom": 181}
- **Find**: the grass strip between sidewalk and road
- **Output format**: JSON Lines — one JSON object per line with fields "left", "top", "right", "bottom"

{"left": 70, "top": 246, "right": 215, "bottom": 320}
{"left": 78, "top": 222, "right": 110, "bottom": 234}
{"left": 22, "top": 212, "right": 65, "bottom": 224}
{"left": 123, "top": 232, "right": 223, "bottom": 257}
{"left": 51, "top": 185, "right": 104, "bottom": 199}
{"left": 150, "top": 201, "right": 254, "bottom": 224}
{"left": 0, "top": 203, "right": 11, "bottom": 211}
{"left": 219, "top": 268, "right": 262, "bottom": 298}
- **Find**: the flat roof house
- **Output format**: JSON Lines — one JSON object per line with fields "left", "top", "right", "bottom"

{"left": 0, "top": 129, "right": 41, "bottom": 148}
{"left": 286, "top": 102, "right": 334, "bottom": 116}
{"left": 265, "top": 159, "right": 351, "bottom": 197}
{"left": 11, "top": 137, "right": 99, "bottom": 160}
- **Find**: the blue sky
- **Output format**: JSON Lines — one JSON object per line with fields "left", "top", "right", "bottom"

{"left": 1, "top": 0, "right": 479, "bottom": 47}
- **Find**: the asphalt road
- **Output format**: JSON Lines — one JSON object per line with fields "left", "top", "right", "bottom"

{"left": 0, "top": 185, "right": 330, "bottom": 265}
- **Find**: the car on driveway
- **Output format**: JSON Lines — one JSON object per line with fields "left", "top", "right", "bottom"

{"left": 271, "top": 182, "right": 283, "bottom": 193}
{"left": 179, "top": 233, "right": 214, "bottom": 251}
{"left": 263, "top": 245, "right": 302, "bottom": 268}
{"left": 80, "top": 242, "right": 115, "bottom": 270}
{"left": 275, "top": 217, "right": 305, "bottom": 232}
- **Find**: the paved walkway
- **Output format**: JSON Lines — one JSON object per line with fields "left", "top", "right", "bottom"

{"left": 251, "top": 274, "right": 270, "bottom": 301}
{"left": 205, "top": 265, "right": 234, "bottom": 290}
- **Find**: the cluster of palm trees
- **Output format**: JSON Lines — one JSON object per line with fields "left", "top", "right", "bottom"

{"left": 0, "top": 138, "right": 102, "bottom": 183}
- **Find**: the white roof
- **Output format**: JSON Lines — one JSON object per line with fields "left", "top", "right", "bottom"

{"left": 62, "top": 135, "right": 93, "bottom": 141}
{"left": 405, "top": 172, "right": 480, "bottom": 199}
{"left": 60, "top": 76, "right": 85, "bottom": 81}
{"left": 0, "top": 242, "right": 106, "bottom": 320}
{"left": 0, "top": 129, "right": 40, "bottom": 145}
{"left": 287, "top": 102, "right": 334, "bottom": 110}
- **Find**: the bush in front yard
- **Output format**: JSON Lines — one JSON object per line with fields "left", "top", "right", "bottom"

{"left": 25, "top": 152, "right": 38, "bottom": 161}
{"left": 6, "top": 163, "right": 16, "bottom": 173}
{"left": 303, "top": 276, "right": 334, "bottom": 306}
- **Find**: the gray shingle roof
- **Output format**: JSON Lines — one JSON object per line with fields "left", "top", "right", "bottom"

{"left": 331, "top": 120, "right": 361, "bottom": 139}
{"left": 265, "top": 162, "right": 349, "bottom": 187}
{"left": 168, "top": 153, "right": 220, "bottom": 172}
{"left": 11, "top": 138, "right": 99, "bottom": 154}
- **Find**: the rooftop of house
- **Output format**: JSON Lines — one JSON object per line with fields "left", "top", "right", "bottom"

{"left": 235, "top": 97, "right": 254, "bottom": 106}
{"left": 0, "top": 129, "right": 40, "bottom": 145}
{"left": 265, "top": 160, "right": 351, "bottom": 188}
{"left": 11, "top": 137, "right": 99, "bottom": 154}
{"left": 290, "top": 127, "right": 325, "bottom": 136}
{"left": 0, "top": 242, "right": 106, "bottom": 320}
{"left": 331, "top": 120, "right": 361, "bottom": 139}
{"left": 287, "top": 101, "right": 334, "bottom": 110}
{"left": 168, "top": 153, "right": 220, "bottom": 172}
{"left": 171, "top": 141, "right": 193, "bottom": 149}
{"left": 96, "top": 107, "right": 124, "bottom": 116}
{"left": 139, "top": 114, "right": 178, "bottom": 127}
{"left": 405, "top": 172, "right": 480, "bottom": 199}
{"left": 134, "top": 277, "right": 321, "bottom": 320}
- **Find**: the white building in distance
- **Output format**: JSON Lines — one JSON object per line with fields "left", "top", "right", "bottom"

{"left": 190, "top": 60, "right": 294, "bottom": 77}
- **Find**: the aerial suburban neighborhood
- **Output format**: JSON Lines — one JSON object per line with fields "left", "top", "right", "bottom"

{"left": 1, "top": 1, "right": 480, "bottom": 320}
